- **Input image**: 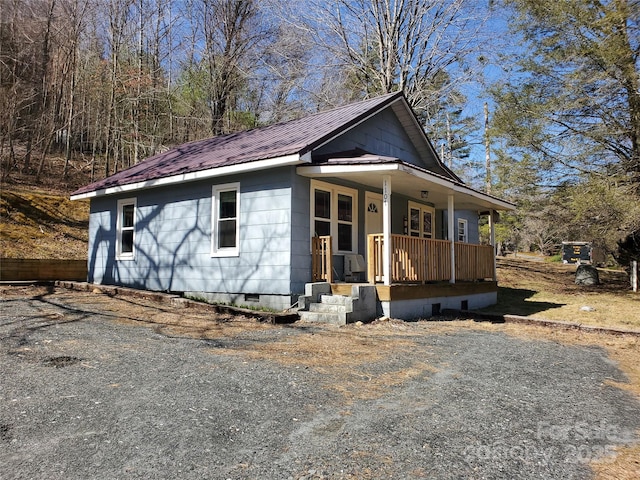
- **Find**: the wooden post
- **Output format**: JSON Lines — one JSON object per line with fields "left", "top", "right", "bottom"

{"left": 632, "top": 260, "right": 638, "bottom": 293}
{"left": 367, "top": 235, "right": 375, "bottom": 284}
{"left": 325, "top": 236, "right": 333, "bottom": 283}
{"left": 382, "top": 175, "right": 392, "bottom": 286}
{"left": 448, "top": 193, "right": 455, "bottom": 284}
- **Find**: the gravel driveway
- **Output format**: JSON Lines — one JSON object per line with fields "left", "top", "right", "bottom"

{"left": 1, "top": 286, "right": 639, "bottom": 479}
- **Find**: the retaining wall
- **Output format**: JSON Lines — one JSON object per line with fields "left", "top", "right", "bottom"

{"left": 0, "top": 259, "right": 87, "bottom": 281}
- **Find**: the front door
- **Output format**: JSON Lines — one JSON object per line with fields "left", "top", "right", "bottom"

{"left": 365, "top": 192, "right": 383, "bottom": 281}
{"left": 365, "top": 191, "right": 383, "bottom": 238}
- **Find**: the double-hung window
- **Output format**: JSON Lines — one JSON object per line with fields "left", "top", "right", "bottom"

{"left": 457, "top": 218, "right": 468, "bottom": 243}
{"left": 314, "top": 188, "right": 331, "bottom": 238}
{"left": 337, "top": 193, "right": 354, "bottom": 252}
{"left": 311, "top": 180, "right": 357, "bottom": 253}
{"left": 408, "top": 201, "right": 434, "bottom": 238}
{"left": 116, "top": 198, "right": 136, "bottom": 260}
{"left": 212, "top": 183, "right": 240, "bottom": 256}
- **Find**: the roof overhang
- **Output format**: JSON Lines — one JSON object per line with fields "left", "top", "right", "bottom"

{"left": 297, "top": 161, "right": 515, "bottom": 211}
{"left": 70, "top": 153, "right": 309, "bottom": 200}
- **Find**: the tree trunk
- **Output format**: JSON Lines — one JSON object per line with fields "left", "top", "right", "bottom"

{"left": 484, "top": 102, "right": 491, "bottom": 194}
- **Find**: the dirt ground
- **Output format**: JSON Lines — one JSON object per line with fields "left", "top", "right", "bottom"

{"left": 1, "top": 285, "right": 639, "bottom": 479}
{"left": 486, "top": 258, "right": 640, "bottom": 331}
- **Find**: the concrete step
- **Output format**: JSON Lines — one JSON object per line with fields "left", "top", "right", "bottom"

{"left": 300, "top": 282, "right": 378, "bottom": 324}
{"left": 309, "top": 303, "right": 347, "bottom": 313}
{"left": 319, "top": 294, "right": 351, "bottom": 306}
{"left": 298, "top": 310, "right": 345, "bottom": 325}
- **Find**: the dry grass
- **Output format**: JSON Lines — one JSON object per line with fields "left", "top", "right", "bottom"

{"left": 592, "top": 446, "right": 640, "bottom": 480}
{"left": 484, "top": 258, "right": 640, "bottom": 331}
{"left": 0, "top": 188, "right": 89, "bottom": 259}
{"left": 232, "top": 322, "right": 437, "bottom": 401}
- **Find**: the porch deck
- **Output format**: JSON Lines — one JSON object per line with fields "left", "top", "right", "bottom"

{"left": 330, "top": 281, "right": 497, "bottom": 302}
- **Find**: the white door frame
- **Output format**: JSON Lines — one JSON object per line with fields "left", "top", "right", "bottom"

{"left": 364, "top": 191, "right": 384, "bottom": 283}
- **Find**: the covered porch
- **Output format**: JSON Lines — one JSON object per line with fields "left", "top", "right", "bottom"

{"left": 300, "top": 155, "right": 513, "bottom": 284}
{"left": 299, "top": 155, "right": 514, "bottom": 319}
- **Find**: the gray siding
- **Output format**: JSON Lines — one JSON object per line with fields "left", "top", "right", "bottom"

{"left": 456, "top": 210, "right": 480, "bottom": 244}
{"left": 87, "top": 198, "right": 117, "bottom": 285}
{"left": 290, "top": 173, "right": 311, "bottom": 294}
{"left": 314, "top": 108, "right": 435, "bottom": 168}
{"left": 88, "top": 167, "right": 296, "bottom": 295}
{"left": 437, "top": 210, "right": 480, "bottom": 244}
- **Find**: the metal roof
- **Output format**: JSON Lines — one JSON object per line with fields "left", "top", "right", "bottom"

{"left": 71, "top": 91, "right": 457, "bottom": 198}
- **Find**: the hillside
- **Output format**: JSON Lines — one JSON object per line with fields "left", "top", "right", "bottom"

{"left": 0, "top": 187, "right": 89, "bottom": 259}
{"left": 1, "top": 151, "right": 96, "bottom": 259}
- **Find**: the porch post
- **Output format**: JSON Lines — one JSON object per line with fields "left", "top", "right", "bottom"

{"left": 448, "top": 193, "right": 455, "bottom": 284}
{"left": 489, "top": 209, "right": 497, "bottom": 281}
{"left": 382, "top": 175, "right": 392, "bottom": 286}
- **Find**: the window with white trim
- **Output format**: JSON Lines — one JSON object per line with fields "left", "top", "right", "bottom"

{"left": 116, "top": 198, "right": 136, "bottom": 260}
{"left": 408, "top": 201, "right": 434, "bottom": 238}
{"left": 311, "top": 180, "right": 357, "bottom": 253}
{"left": 457, "top": 218, "right": 468, "bottom": 243}
{"left": 212, "top": 183, "right": 240, "bottom": 256}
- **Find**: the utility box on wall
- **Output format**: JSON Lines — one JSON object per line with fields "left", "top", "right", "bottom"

{"left": 562, "top": 242, "right": 592, "bottom": 265}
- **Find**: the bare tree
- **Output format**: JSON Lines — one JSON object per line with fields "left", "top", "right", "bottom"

{"left": 183, "top": 0, "right": 270, "bottom": 135}
{"left": 0, "top": 0, "right": 59, "bottom": 175}
{"left": 301, "top": 0, "right": 487, "bottom": 110}
{"left": 55, "top": 0, "right": 90, "bottom": 179}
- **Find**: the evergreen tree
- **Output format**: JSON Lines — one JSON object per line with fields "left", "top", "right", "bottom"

{"left": 490, "top": 0, "right": 640, "bottom": 260}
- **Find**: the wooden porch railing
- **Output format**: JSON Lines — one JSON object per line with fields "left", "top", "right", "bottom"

{"left": 455, "top": 242, "right": 495, "bottom": 281}
{"left": 367, "top": 234, "right": 495, "bottom": 284}
{"left": 311, "top": 236, "right": 333, "bottom": 282}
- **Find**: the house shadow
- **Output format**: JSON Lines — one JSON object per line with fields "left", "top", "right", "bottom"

{"left": 478, "top": 286, "right": 566, "bottom": 318}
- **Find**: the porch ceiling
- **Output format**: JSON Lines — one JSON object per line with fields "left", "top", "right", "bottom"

{"left": 297, "top": 159, "right": 515, "bottom": 211}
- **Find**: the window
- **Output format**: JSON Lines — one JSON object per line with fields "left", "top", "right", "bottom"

{"left": 408, "top": 201, "right": 434, "bottom": 238}
{"left": 311, "top": 180, "right": 357, "bottom": 253}
{"left": 116, "top": 198, "right": 136, "bottom": 260}
{"left": 314, "top": 189, "right": 331, "bottom": 237}
{"left": 212, "top": 183, "right": 240, "bottom": 256}
{"left": 337, "top": 193, "right": 353, "bottom": 251}
{"left": 457, "top": 218, "right": 468, "bottom": 243}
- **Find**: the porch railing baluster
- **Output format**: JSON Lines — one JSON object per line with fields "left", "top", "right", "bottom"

{"left": 367, "top": 234, "right": 495, "bottom": 284}
{"left": 312, "top": 236, "right": 333, "bottom": 283}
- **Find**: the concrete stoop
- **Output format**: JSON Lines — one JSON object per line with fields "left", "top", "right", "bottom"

{"left": 298, "top": 282, "right": 377, "bottom": 325}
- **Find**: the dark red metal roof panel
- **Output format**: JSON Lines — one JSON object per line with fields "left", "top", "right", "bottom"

{"left": 72, "top": 92, "right": 403, "bottom": 196}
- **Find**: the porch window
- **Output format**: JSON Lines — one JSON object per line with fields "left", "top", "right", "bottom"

{"left": 116, "top": 198, "right": 136, "bottom": 260}
{"left": 408, "top": 201, "right": 434, "bottom": 238}
{"left": 458, "top": 218, "right": 468, "bottom": 243}
{"left": 212, "top": 183, "right": 240, "bottom": 256}
{"left": 311, "top": 180, "right": 357, "bottom": 253}
{"left": 314, "top": 189, "right": 331, "bottom": 237}
{"left": 337, "top": 194, "right": 353, "bottom": 251}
